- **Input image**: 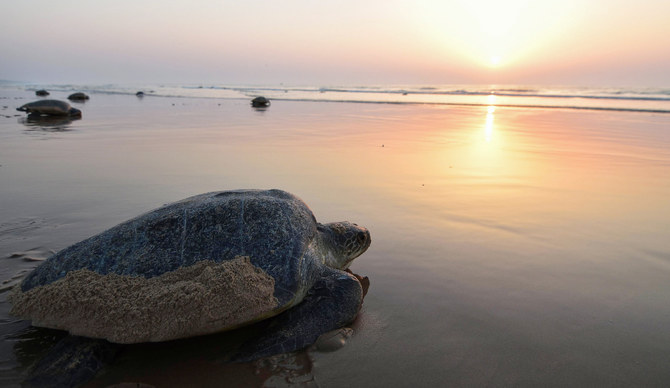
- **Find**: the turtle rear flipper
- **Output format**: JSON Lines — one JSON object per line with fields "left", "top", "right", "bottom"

{"left": 234, "top": 267, "right": 363, "bottom": 362}
{"left": 25, "top": 336, "right": 120, "bottom": 388}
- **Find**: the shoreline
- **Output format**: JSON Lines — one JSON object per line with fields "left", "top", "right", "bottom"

{"left": 3, "top": 83, "right": 670, "bottom": 114}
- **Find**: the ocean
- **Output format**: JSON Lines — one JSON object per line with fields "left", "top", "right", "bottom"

{"left": 1, "top": 83, "right": 669, "bottom": 386}
{"left": 7, "top": 82, "right": 670, "bottom": 113}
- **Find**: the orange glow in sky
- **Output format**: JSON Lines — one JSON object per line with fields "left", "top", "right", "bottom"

{"left": 2, "top": 0, "right": 669, "bottom": 85}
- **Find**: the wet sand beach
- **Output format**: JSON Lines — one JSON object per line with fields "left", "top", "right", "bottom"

{"left": 1, "top": 88, "right": 670, "bottom": 386}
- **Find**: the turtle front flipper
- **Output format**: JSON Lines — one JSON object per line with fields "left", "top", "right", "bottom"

{"left": 234, "top": 267, "right": 364, "bottom": 362}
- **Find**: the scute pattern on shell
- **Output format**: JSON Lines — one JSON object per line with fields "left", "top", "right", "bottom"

{"left": 20, "top": 189, "right": 318, "bottom": 306}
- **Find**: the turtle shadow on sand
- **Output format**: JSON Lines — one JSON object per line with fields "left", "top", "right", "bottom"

{"left": 9, "top": 189, "right": 372, "bottom": 387}
{"left": 19, "top": 113, "right": 80, "bottom": 132}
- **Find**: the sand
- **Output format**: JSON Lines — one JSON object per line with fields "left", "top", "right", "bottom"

{"left": 10, "top": 257, "right": 278, "bottom": 343}
{"left": 1, "top": 87, "right": 670, "bottom": 387}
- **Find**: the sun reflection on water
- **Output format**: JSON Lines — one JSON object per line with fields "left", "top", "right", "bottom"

{"left": 485, "top": 105, "right": 495, "bottom": 142}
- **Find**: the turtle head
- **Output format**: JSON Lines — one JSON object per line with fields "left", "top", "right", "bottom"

{"left": 68, "top": 107, "right": 82, "bottom": 117}
{"left": 317, "top": 222, "right": 371, "bottom": 269}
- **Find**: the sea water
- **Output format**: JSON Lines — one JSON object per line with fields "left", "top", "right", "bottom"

{"left": 0, "top": 84, "right": 669, "bottom": 386}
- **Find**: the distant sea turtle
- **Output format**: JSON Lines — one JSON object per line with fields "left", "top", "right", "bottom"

{"left": 251, "top": 96, "right": 270, "bottom": 107}
{"left": 17, "top": 100, "right": 82, "bottom": 117}
{"left": 67, "top": 92, "right": 89, "bottom": 101}
{"left": 136, "top": 91, "right": 145, "bottom": 97}
{"left": 11, "top": 189, "right": 370, "bottom": 359}
{"left": 35, "top": 89, "right": 49, "bottom": 96}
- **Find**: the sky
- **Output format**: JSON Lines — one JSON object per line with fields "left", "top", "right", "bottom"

{"left": 2, "top": 0, "right": 669, "bottom": 86}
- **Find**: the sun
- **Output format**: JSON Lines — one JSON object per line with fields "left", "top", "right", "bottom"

{"left": 420, "top": 0, "right": 579, "bottom": 74}
{"left": 489, "top": 55, "right": 501, "bottom": 67}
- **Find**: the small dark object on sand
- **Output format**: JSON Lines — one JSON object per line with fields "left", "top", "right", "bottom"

{"left": 17, "top": 100, "right": 82, "bottom": 117}
{"left": 67, "top": 92, "right": 89, "bottom": 101}
{"left": 35, "top": 90, "right": 49, "bottom": 97}
{"left": 136, "top": 91, "right": 145, "bottom": 97}
{"left": 251, "top": 96, "right": 270, "bottom": 107}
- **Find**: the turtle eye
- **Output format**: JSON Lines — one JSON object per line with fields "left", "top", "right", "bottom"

{"left": 357, "top": 232, "right": 367, "bottom": 243}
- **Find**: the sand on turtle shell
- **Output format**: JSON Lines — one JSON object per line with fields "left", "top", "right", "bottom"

{"left": 9, "top": 256, "right": 279, "bottom": 343}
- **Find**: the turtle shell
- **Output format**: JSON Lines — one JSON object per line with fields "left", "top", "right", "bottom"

{"left": 20, "top": 189, "right": 318, "bottom": 304}
{"left": 251, "top": 96, "right": 270, "bottom": 107}
{"left": 67, "top": 92, "right": 89, "bottom": 101}
{"left": 12, "top": 190, "right": 321, "bottom": 343}
{"left": 17, "top": 100, "right": 78, "bottom": 116}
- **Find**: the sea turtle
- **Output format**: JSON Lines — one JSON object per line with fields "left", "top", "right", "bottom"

{"left": 11, "top": 189, "right": 371, "bottom": 360}
{"left": 35, "top": 89, "right": 49, "bottom": 96}
{"left": 67, "top": 92, "right": 89, "bottom": 101}
{"left": 17, "top": 100, "right": 82, "bottom": 117}
{"left": 251, "top": 96, "right": 270, "bottom": 107}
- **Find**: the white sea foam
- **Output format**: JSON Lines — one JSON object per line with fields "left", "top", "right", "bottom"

{"left": 8, "top": 83, "right": 670, "bottom": 113}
